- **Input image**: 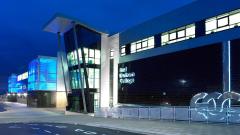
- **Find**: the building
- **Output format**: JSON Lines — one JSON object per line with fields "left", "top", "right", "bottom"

{"left": 44, "top": 0, "right": 240, "bottom": 112}
{"left": 7, "top": 56, "right": 67, "bottom": 108}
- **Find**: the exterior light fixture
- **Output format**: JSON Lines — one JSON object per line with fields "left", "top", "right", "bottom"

{"left": 179, "top": 79, "right": 187, "bottom": 85}
{"left": 23, "top": 93, "right": 27, "bottom": 97}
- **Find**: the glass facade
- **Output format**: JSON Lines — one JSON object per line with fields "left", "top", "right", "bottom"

{"left": 118, "top": 44, "right": 222, "bottom": 106}
{"left": 67, "top": 48, "right": 100, "bottom": 67}
{"left": 161, "top": 24, "right": 195, "bottom": 45}
{"left": 8, "top": 74, "right": 20, "bottom": 93}
{"left": 8, "top": 74, "right": 28, "bottom": 93}
{"left": 28, "top": 57, "right": 57, "bottom": 91}
{"left": 69, "top": 68, "right": 100, "bottom": 89}
{"left": 206, "top": 9, "right": 240, "bottom": 34}
{"left": 67, "top": 47, "right": 101, "bottom": 90}
{"left": 231, "top": 39, "right": 240, "bottom": 95}
{"left": 64, "top": 25, "right": 102, "bottom": 112}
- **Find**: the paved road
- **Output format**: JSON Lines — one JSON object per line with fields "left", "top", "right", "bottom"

{"left": 0, "top": 123, "right": 144, "bottom": 135}
{"left": 0, "top": 102, "right": 7, "bottom": 112}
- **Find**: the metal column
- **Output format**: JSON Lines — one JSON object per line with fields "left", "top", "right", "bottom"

{"left": 79, "top": 46, "right": 90, "bottom": 90}
{"left": 222, "top": 40, "right": 231, "bottom": 107}
{"left": 72, "top": 22, "right": 87, "bottom": 113}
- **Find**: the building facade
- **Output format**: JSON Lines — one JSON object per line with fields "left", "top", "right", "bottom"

{"left": 44, "top": 0, "right": 240, "bottom": 112}
{"left": 7, "top": 56, "right": 66, "bottom": 107}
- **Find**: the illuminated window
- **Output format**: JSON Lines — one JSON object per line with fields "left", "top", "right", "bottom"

{"left": 218, "top": 17, "right": 229, "bottom": 27}
{"left": 177, "top": 30, "right": 185, "bottom": 38}
{"left": 110, "top": 49, "right": 114, "bottom": 59}
{"left": 205, "top": 9, "right": 240, "bottom": 34}
{"left": 148, "top": 37, "right": 154, "bottom": 47}
{"left": 89, "top": 49, "right": 94, "bottom": 58}
{"left": 95, "top": 50, "right": 100, "bottom": 65}
{"left": 186, "top": 25, "right": 195, "bottom": 37}
{"left": 161, "top": 34, "right": 168, "bottom": 43}
{"left": 121, "top": 45, "right": 126, "bottom": 56}
{"left": 70, "top": 68, "right": 100, "bottom": 89}
{"left": 17, "top": 72, "right": 28, "bottom": 81}
{"left": 67, "top": 48, "right": 101, "bottom": 66}
{"left": 136, "top": 42, "right": 141, "bottom": 49}
{"left": 129, "top": 36, "right": 155, "bottom": 54}
{"left": 230, "top": 12, "right": 240, "bottom": 25}
{"left": 142, "top": 40, "right": 147, "bottom": 48}
{"left": 161, "top": 24, "right": 195, "bottom": 46}
{"left": 130, "top": 43, "right": 136, "bottom": 53}
{"left": 169, "top": 32, "right": 176, "bottom": 40}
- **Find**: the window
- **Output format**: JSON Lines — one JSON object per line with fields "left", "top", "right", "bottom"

{"left": 136, "top": 42, "right": 141, "bottom": 49}
{"left": 110, "top": 49, "right": 114, "bottom": 59}
{"left": 70, "top": 68, "right": 100, "bottom": 89}
{"left": 161, "top": 24, "right": 195, "bottom": 46}
{"left": 129, "top": 36, "right": 155, "bottom": 54}
{"left": 177, "top": 30, "right": 185, "bottom": 38}
{"left": 131, "top": 43, "right": 136, "bottom": 53}
{"left": 169, "top": 32, "right": 177, "bottom": 40}
{"left": 67, "top": 48, "right": 101, "bottom": 66}
{"left": 230, "top": 12, "right": 240, "bottom": 25}
{"left": 205, "top": 9, "right": 240, "bottom": 34}
{"left": 218, "top": 17, "right": 229, "bottom": 27}
{"left": 95, "top": 50, "right": 100, "bottom": 65}
{"left": 121, "top": 45, "right": 126, "bottom": 56}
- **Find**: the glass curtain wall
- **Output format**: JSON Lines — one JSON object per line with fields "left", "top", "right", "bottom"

{"left": 64, "top": 25, "right": 101, "bottom": 110}
{"left": 28, "top": 57, "right": 57, "bottom": 91}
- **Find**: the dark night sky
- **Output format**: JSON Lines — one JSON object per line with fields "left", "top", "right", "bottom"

{"left": 0, "top": 0, "right": 194, "bottom": 91}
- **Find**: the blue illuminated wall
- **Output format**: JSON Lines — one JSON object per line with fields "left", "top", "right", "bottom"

{"left": 28, "top": 56, "right": 57, "bottom": 91}
{"left": 8, "top": 74, "right": 22, "bottom": 93}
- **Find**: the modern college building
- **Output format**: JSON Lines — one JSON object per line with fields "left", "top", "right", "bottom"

{"left": 44, "top": 0, "right": 240, "bottom": 112}
{"left": 7, "top": 56, "right": 67, "bottom": 108}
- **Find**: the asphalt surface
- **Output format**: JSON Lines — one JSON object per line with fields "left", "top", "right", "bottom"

{"left": 0, "top": 123, "right": 145, "bottom": 135}
{"left": 0, "top": 102, "right": 7, "bottom": 112}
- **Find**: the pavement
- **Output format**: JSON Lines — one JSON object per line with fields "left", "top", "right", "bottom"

{"left": 0, "top": 102, "right": 239, "bottom": 135}
{"left": 0, "top": 123, "right": 143, "bottom": 135}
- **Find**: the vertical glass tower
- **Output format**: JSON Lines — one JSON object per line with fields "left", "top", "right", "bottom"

{"left": 64, "top": 25, "right": 101, "bottom": 112}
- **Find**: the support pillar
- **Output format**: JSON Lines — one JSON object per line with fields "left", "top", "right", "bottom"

{"left": 100, "top": 34, "right": 110, "bottom": 107}
{"left": 222, "top": 40, "right": 231, "bottom": 107}
{"left": 57, "top": 32, "right": 68, "bottom": 106}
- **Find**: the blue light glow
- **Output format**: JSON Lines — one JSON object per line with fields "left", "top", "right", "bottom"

{"left": 28, "top": 56, "right": 57, "bottom": 91}
{"left": 8, "top": 74, "right": 24, "bottom": 93}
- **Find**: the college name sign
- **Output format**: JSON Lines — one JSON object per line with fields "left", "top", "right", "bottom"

{"left": 119, "top": 67, "right": 135, "bottom": 84}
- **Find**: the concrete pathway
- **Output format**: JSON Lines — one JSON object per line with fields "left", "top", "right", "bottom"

{"left": 0, "top": 102, "right": 239, "bottom": 135}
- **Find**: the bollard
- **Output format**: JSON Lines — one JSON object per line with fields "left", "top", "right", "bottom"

{"left": 173, "top": 106, "right": 176, "bottom": 122}
{"left": 188, "top": 106, "right": 191, "bottom": 124}
{"left": 226, "top": 107, "right": 229, "bottom": 125}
